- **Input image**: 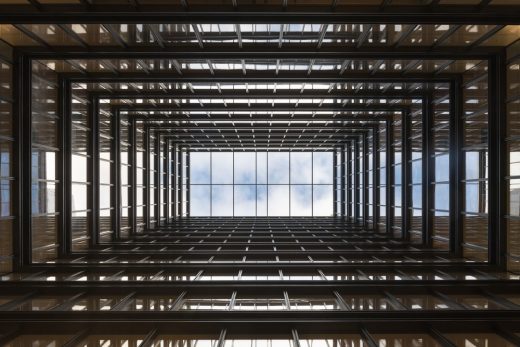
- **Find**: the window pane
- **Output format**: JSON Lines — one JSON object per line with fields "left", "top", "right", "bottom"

{"left": 212, "top": 185, "right": 233, "bottom": 216}
{"left": 313, "top": 185, "right": 333, "bottom": 216}
{"left": 212, "top": 152, "right": 233, "bottom": 184}
{"left": 235, "top": 152, "right": 256, "bottom": 184}
{"left": 190, "top": 185, "right": 210, "bottom": 216}
{"left": 290, "top": 152, "right": 312, "bottom": 184}
{"left": 190, "top": 152, "right": 210, "bottom": 184}
{"left": 234, "top": 185, "right": 256, "bottom": 216}
{"left": 268, "top": 185, "right": 289, "bottom": 216}
{"left": 290, "top": 185, "right": 312, "bottom": 216}
{"left": 268, "top": 152, "right": 289, "bottom": 184}
{"left": 313, "top": 152, "right": 333, "bottom": 184}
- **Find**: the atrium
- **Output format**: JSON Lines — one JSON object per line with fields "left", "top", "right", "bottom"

{"left": 1, "top": 1, "right": 520, "bottom": 346}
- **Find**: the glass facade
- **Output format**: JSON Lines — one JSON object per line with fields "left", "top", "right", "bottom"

{"left": 0, "top": 8, "right": 519, "bottom": 345}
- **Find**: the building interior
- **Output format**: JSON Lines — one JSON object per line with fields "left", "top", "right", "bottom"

{"left": 1, "top": 1, "right": 520, "bottom": 346}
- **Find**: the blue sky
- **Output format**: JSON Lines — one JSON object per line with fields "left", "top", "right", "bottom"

{"left": 189, "top": 151, "right": 333, "bottom": 216}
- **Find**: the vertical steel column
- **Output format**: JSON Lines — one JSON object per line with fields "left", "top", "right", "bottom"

{"left": 354, "top": 139, "right": 360, "bottom": 225}
{"left": 88, "top": 96, "right": 99, "bottom": 247}
{"left": 12, "top": 53, "right": 32, "bottom": 267}
{"left": 129, "top": 118, "right": 137, "bottom": 235}
{"left": 333, "top": 147, "right": 338, "bottom": 217}
{"left": 177, "top": 146, "right": 183, "bottom": 218}
{"left": 402, "top": 109, "right": 411, "bottom": 241}
{"left": 172, "top": 143, "right": 178, "bottom": 220}
{"left": 144, "top": 126, "right": 150, "bottom": 230}
{"left": 57, "top": 77, "right": 71, "bottom": 256}
{"left": 363, "top": 132, "right": 369, "bottom": 230}
{"left": 186, "top": 148, "right": 190, "bottom": 217}
{"left": 449, "top": 79, "right": 464, "bottom": 257}
{"left": 346, "top": 141, "right": 352, "bottom": 222}
{"left": 111, "top": 108, "right": 121, "bottom": 240}
{"left": 154, "top": 134, "right": 160, "bottom": 227}
{"left": 340, "top": 144, "right": 346, "bottom": 219}
{"left": 488, "top": 52, "right": 507, "bottom": 268}
{"left": 373, "top": 126, "right": 380, "bottom": 233}
{"left": 163, "top": 137, "right": 169, "bottom": 224}
{"left": 422, "top": 95, "right": 434, "bottom": 247}
{"left": 386, "top": 119, "right": 394, "bottom": 235}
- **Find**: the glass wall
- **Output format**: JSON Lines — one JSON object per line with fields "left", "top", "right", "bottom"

{"left": 409, "top": 101, "right": 424, "bottom": 243}
{"left": 70, "top": 82, "right": 90, "bottom": 251}
{"left": 0, "top": 42, "right": 13, "bottom": 273}
{"left": 507, "top": 41, "right": 520, "bottom": 272}
{"left": 392, "top": 113, "right": 403, "bottom": 238}
{"left": 431, "top": 84, "right": 451, "bottom": 250}
{"left": 98, "top": 101, "right": 114, "bottom": 242}
{"left": 188, "top": 151, "right": 333, "bottom": 217}
{"left": 135, "top": 121, "right": 146, "bottom": 233}
{"left": 462, "top": 61, "right": 489, "bottom": 261}
{"left": 31, "top": 60, "right": 59, "bottom": 262}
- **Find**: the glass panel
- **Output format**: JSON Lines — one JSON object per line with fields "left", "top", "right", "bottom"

{"left": 268, "top": 152, "right": 289, "bottom": 184}
{"left": 268, "top": 185, "right": 289, "bottom": 216}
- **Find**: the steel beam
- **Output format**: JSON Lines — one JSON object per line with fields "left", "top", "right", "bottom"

{"left": 449, "top": 79, "right": 463, "bottom": 257}
{"left": 58, "top": 76, "right": 72, "bottom": 256}
{"left": 111, "top": 108, "right": 121, "bottom": 240}
{"left": 88, "top": 95, "right": 99, "bottom": 247}
{"left": 488, "top": 52, "right": 507, "bottom": 269}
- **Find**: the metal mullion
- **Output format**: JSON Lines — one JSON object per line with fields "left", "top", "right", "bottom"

{"left": 373, "top": 128, "right": 379, "bottom": 232}
{"left": 289, "top": 151, "right": 292, "bottom": 216}
{"left": 267, "top": 151, "right": 270, "bottom": 216}
{"left": 355, "top": 138, "right": 361, "bottom": 225}
{"left": 210, "top": 151, "right": 213, "bottom": 217}
{"left": 172, "top": 143, "right": 177, "bottom": 220}
{"left": 346, "top": 141, "right": 352, "bottom": 221}
{"left": 58, "top": 76, "right": 71, "bottom": 256}
{"left": 88, "top": 95, "right": 99, "bottom": 247}
{"left": 186, "top": 147, "right": 190, "bottom": 217}
{"left": 363, "top": 133, "right": 369, "bottom": 230}
{"left": 177, "top": 146, "right": 183, "bottom": 218}
{"left": 386, "top": 119, "right": 394, "bottom": 235}
{"left": 340, "top": 144, "right": 346, "bottom": 218}
{"left": 402, "top": 110, "right": 411, "bottom": 241}
{"left": 111, "top": 108, "right": 121, "bottom": 240}
{"left": 449, "top": 78, "right": 464, "bottom": 258}
{"left": 171, "top": 141, "right": 175, "bottom": 221}
{"left": 488, "top": 52, "right": 507, "bottom": 268}
{"left": 423, "top": 95, "right": 434, "bottom": 247}
{"left": 233, "top": 151, "right": 235, "bottom": 217}
{"left": 144, "top": 126, "right": 151, "bottom": 229}
{"left": 332, "top": 148, "right": 337, "bottom": 217}
{"left": 164, "top": 138, "right": 169, "bottom": 224}
{"left": 154, "top": 134, "right": 161, "bottom": 226}
{"left": 13, "top": 53, "right": 32, "bottom": 267}
{"left": 130, "top": 118, "right": 137, "bottom": 234}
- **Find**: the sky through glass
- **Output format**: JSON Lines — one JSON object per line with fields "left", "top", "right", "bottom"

{"left": 188, "top": 151, "right": 333, "bottom": 217}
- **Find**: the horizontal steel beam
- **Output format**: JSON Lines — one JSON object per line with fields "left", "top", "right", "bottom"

{"left": 89, "top": 90, "right": 426, "bottom": 99}
{"left": 63, "top": 71, "right": 455, "bottom": 83}
{"left": 145, "top": 125, "right": 374, "bottom": 130}
{"left": 2, "top": 310, "right": 519, "bottom": 325}
{"left": 2, "top": 5, "right": 519, "bottom": 24}
{"left": 131, "top": 116, "right": 391, "bottom": 122}
{"left": 1, "top": 280, "right": 518, "bottom": 294}
{"left": 24, "top": 263, "right": 497, "bottom": 272}
{"left": 112, "top": 104, "right": 406, "bottom": 112}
